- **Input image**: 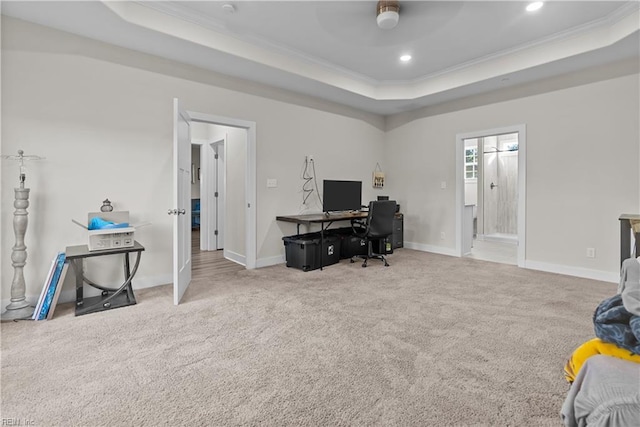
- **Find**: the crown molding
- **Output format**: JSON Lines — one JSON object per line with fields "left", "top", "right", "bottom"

{"left": 134, "top": 0, "right": 381, "bottom": 86}
{"left": 111, "top": 1, "right": 640, "bottom": 102}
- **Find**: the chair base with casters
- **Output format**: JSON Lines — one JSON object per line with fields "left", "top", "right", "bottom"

{"left": 350, "top": 239, "right": 389, "bottom": 267}
{"left": 350, "top": 200, "right": 396, "bottom": 268}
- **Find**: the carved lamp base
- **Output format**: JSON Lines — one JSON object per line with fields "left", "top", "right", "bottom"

{"left": 1, "top": 303, "right": 34, "bottom": 321}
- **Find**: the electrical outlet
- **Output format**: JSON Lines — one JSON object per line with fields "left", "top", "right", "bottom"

{"left": 441, "top": 181, "right": 447, "bottom": 189}
{"left": 586, "top": 248, "right": 596, "bottom": 258}
{"left": 267, "top": 178, "right": 277, "bottom": 188}
{"left": 440, "top": 231, "right": 445, "bottom": 240}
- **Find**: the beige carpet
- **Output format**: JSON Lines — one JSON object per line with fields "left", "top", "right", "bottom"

{"left": 1, "top": 249, "right": 614, "bottom": 426}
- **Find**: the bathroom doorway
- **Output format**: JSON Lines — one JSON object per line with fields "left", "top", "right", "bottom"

{"left": 478, "top": 133, "right": 519, "bottom": 244}
{"left": 456, "top": 125, "right": 526, "bottom": 267}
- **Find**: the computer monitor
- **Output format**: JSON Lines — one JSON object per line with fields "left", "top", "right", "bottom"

{"left": 323, "top": 180, "right": 362, "bottom": 213}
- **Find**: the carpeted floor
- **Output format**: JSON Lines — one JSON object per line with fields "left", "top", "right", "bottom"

{"left": 1, "top": 249, "right": 615, "bottom": 426}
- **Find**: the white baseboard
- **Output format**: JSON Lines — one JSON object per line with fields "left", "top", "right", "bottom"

{"left": 256, "top": 255, "right": 285, "bottom": 268}
{"left": 225, "top": 250, "right": 246, "bottom": 266}
{"left": 523, "top": 260, "right": 618, "bottom": 283}
{"left": 404, "top": 242, "right": 619, "bottom": 283}
{"left": 403, "top": 241, "right": 458, "bottom": 257}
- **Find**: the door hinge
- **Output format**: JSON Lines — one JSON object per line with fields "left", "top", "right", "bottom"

{"left": 214, "top": 154, "right": 219, "bottom": 159}
{"left": 214, "top": 192, "right": 219, "bottom": 198}
{"left": 214, "top": 230, "right": 218, "bottom": 235}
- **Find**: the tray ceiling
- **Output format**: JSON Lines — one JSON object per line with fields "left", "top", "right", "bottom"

{"left": 2, "top": 1, "right": 639, "bottom": 115}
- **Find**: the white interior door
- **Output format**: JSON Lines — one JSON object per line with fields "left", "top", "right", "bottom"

{"left": 172, "top": 98, "right": 192, "bottom": 305}
{"left": 213, "top": 140, "right": 225, "bottom": 250}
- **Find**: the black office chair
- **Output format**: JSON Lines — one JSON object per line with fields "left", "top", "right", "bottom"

{"left": 350, "top": 200, "right": 396, "bottom": 267}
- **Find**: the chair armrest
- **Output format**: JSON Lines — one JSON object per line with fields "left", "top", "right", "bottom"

{"left": 351, "top": 219, "right": 367, "bottom": 237}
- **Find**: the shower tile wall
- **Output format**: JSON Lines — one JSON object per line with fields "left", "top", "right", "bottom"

{"left": 482, "top": 133, "right": 518, "bottom": 238}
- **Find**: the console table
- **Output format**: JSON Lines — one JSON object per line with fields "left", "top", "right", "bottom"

{"left": 66, "top": 241, "right": 144, "bottom": 316}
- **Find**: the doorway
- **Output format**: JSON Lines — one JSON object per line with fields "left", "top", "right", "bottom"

{"left": 173, "top": 101, "right": 256, "bottom": 305}
{"left": 190, "top": 138, "right": 224, "bottom": 249}
{"left": 190, "top": 143, "right": 202, "bottom": 246}
{"left": 191, "top": 123, "right": 247, "bottom": 266}
{"left": 477, "top": 133, "right": 519, "bottom": 243}
{"left": 186, "top": 110, "right": 257, "bottom": 270}
{"left": 191, "top": 135, "right": 242, "bottom": 275}
{"left": 456, "top": 125, "right": 526, "bottom": 267}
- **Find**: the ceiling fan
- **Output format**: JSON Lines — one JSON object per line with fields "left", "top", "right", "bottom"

{"left": 376, "top": 0, "right": 400, "bottom": 30}
{"left": 315, "top": 1, "right": 456, "bottom": 45}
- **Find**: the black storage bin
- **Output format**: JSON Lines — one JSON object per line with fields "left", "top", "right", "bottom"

{"left": 282, "top": 232, "right": 341, "bottom": 271}
{"left": 326, "top": 227, "right": 367, "bottom": 259}
{"left": 340, "top": 234, "right": 368, "bottom": 258}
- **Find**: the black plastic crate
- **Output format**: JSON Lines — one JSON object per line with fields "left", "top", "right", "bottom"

{"left": 282, "top": 232, "right": 341, "bottom": 271}
{"left": 326, "top": 227, "right": 367, "bottom": 259}
{"left": 339, "top": 234, "right": 368, "bottom": 259}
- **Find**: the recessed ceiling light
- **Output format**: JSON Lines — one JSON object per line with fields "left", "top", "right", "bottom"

{"left": 526, "top": 2, "right": 544, "bottom": 12}
{"left": 400, "top": 54, "right": 412, "bottom": 62}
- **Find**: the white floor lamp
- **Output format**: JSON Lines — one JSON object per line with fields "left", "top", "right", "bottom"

{"left": 1, "top": 150, "right": 44, "bottom": 321}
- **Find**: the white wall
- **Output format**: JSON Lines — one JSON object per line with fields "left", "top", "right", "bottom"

{"left": 385, "top": 71, "right": 640, "bottom": 280}
{"left": 0, "top": 17, "right": 385, "bottom": 304}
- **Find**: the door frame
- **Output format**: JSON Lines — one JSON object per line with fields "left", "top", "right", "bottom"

{"left": 455, "top": 124, "right": 527, "bottom": 267}
{"left": 187, "top": 111, "right": 257, "bottom": 269}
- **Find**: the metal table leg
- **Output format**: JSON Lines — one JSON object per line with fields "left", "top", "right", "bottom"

{"left": 75, "top": 251, "right": 142, "bottom": 316}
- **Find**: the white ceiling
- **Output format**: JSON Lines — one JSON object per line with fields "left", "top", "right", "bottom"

{"left": 2, "top": 1, "right": 639, "bottom": 115}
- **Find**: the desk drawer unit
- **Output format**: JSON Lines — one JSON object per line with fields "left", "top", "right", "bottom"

{"left": 392, "top": 214, "right": 404, "bottom": 249}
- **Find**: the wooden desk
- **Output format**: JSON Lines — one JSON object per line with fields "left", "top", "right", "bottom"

{"left": 66, "top": 241, "right": 144, "bottom": 316}
{"left": 619, "top": 214, "right": 640, "bottom": 266}
{"left": 276, "top": 211, "right": 367, "bottom": 270}
{"left": 276, "top": 211, "right": 367, "bottom": 233}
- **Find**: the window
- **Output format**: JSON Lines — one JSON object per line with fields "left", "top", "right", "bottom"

{"left": 465, "top": 147, "right": 478, "bottom": 179}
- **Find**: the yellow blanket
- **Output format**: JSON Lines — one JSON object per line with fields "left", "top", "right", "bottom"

{"left": 564, "top": 338, "right": 640, "bottom": 383}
